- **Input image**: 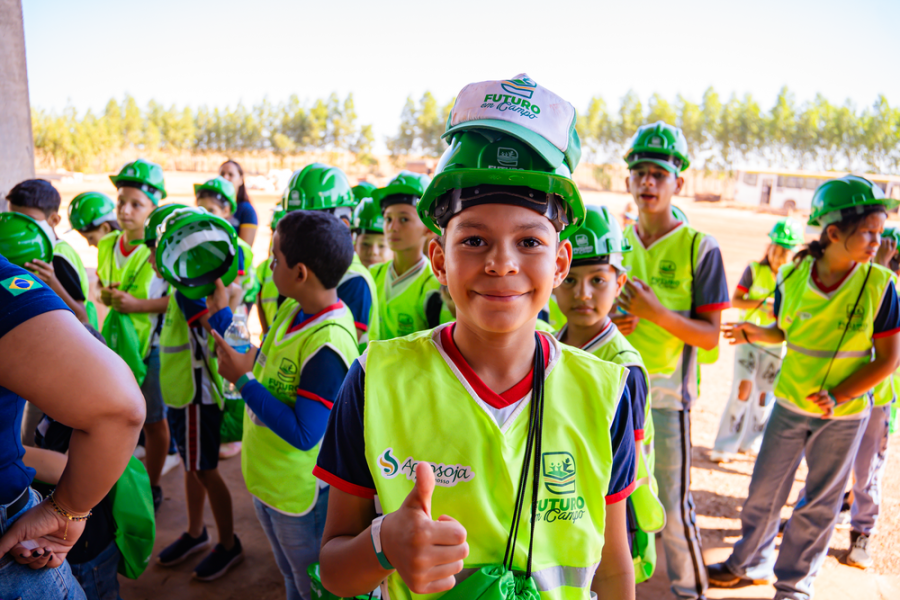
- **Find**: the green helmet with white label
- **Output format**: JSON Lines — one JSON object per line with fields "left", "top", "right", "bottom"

{"left": 67, "top": 192, "right": 116, "bottom": 232}
{"left": 109, "top": 158, "right": 167, "bottom": 204}
{"left": 155, "top": 207, "right": 239, "bottom": 300}
{"left": 194, "top": 177, "right": 237, "bottom": 213}
{"left": 808, "top": 175, "right": 898, "bottom": 227}
{"left": 372, "top": 171, "right": 431, "bottom": 209}
{"left": 624, "top": 122, "right": 690, "bottom": 174}
{"left": 281, "top": 163, "right": 355, "bottom": 219}
{"left": 130, "top": 203, "right": 188, "bottom": 247}
{"left": 353, "top": 198, "right": 385, "bottom": 234}
{"left": 570, "top": 206, "right": 632, "bottom": 268}
{"left": 768, "top": 217, "right": 804, "bottom": 249}
{"left": 352, "top": 182, "right": 378, "bottom": 204}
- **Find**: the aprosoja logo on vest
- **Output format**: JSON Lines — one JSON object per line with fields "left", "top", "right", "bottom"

{"left": 377, "top": 448, "right": 475, "bottom": 487}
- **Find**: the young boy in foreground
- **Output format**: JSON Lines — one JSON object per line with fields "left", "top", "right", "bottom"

{"left": 313, "top": 75, "right": 637, "bottom": 600}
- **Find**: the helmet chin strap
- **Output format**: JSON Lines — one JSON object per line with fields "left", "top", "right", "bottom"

{"left": 432, "top": 185, "right": 570, "bottom": 232}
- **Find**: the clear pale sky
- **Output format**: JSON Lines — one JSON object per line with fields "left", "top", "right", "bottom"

{"left": 22, "top": 0, "right": 900, "bottom": 147}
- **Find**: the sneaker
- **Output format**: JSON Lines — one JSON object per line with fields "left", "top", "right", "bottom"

{"left": 157, "top": 528, "right": 211, "bottom": 566}
{"left": 193, "top": 535, "right": 244, "bottom": 581}
{"left": 151, "top": 485, "right": 163, "bottom": 513}
{"left": 162, "top": 453, "right": 182, "bottom": 476}
{"left": 709, "top": 450, "right": 733, "bottom": 463}
{"left": 834, "top": 508, "right": 852, "bottom": 530}
{"left": 846, "top": 531, "right": 873, "bottom": 569}
{"left": 707, "top": 562, "right": 773, "bottom": 588}
{"left": 219, "top": 441, "right": 242, "bottom": 459}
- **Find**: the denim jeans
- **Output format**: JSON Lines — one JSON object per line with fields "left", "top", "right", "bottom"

{"left": 726, "top": 403, "right": 867, "bottom": 600}
{"left": 68, "top": 540, "right": 121, "bottom": 600}
{"left": 253, "top": 487, "right": 329, "bottom": 600}
{"left": 652, "top": 408, "right": 708, "bottom": 599}
{"left": 851, "top": 404, "right": 891, "bottom": 535}
{"left": 0, "top": 488, "right": 87, "bottom": 600}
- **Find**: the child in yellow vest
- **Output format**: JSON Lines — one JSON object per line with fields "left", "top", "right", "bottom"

{"left": 710, "top": 218, "right": 803, "bottom": 462}
{"left": 101, "top": 159, "right": 172, "bottom": 512}
{"left": 213, "top": 210, "right": 360, "bottom": 600}
{"left": 313, "top": 75, "right": 637, "bottom": 600}
{"left": 369, "top": 171, "right": 442, "bottom": 340}
{"left": 710, "top": 176, "right": 900, "bottom": 598}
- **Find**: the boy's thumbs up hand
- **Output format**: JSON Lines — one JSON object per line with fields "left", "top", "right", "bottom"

{"left": 380, "top": 461, "right": 469, "bottom": 595}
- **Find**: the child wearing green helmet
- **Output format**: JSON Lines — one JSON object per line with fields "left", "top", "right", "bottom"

{"left": 712, "top": 176, "right": 900, "bottom": 597}
{"left": 314, "top": 75, "right": 637, "bottom": 600}
{"left": 710, "top": 217, "right": 804, "bottom": 464}
{"left": 353, "top": 197, "right": 393, "bottom": 269}
{"left": 554, "top": 206, "right": 666, "bottom": 585}
{"left": 68, "top": 191, "right": 120, "bottom": 247}
{"left": 368, "top": 170, "right": 443, "bottom": 340}
{"left": 102, "top": 158, "right": 172, "bottom": 515}
{"left": 613, "top": 122, "right": 731, "bottom": 600}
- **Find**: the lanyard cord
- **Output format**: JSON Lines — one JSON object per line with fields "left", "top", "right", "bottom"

{"left": 503, "top": 333, "right": 545, "bottom": 578}
{"left": 738, "top": 265, "right": 801, "bottom": 360}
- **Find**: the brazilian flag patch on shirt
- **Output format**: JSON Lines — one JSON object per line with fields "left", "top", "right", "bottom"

{"left": 1, "top": 274, "right": 43, "bottom": 296}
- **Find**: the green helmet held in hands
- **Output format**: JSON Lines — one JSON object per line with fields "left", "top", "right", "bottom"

{"left": 768, "top": 217, "right": 805, "bottom": 249}
{"left": 352, "top": 181, "right": 378, "bottom": 204}
{"left": 155, "top": 207, "right": 239, "bottom": 300}
{"left": 353, "top": 198, "right": 385, "bottom": 234}
{"left": 570, "top": 206, "right": 632, "bottom": 267}
{"left": 882, "top": 226, "right": 900, "bottom": 247}
{"left": 624, "top": 122, "right": 691, "bottom": 174}
{"left": 194, "top": 177, "right": 237, "bottom": 213}
{"left": 281, "top": 163, "right": 355, "bottom": 216}
{"left": 109, "top": 158, "right": 167, "bottom": 204}
{"left": 372, "top": 171, "right": 431, "bottom": 209}
{"left": 808, "top": 175, "right": 899, "bottom": 227}
{"left": 417, "top": 130, "right": 585, "bottom": 239}
{"left": 0, "top": 212, "right": 54, "bottom": 268}
{"left": 130, "top": 203, "right": 188, "bottom": 247}
{"left": 67, "top": 192, "right": 116, "bottom": 232}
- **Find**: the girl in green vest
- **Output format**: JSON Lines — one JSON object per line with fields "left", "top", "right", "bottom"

{"left": 710, "top": 218, "right": 804, "bottom": 463}
{"left": 710, "top": 176, "right": 900, "bottom": 598}
{"left": 369, "top": 171, "right": 443, "bottom": 340}
{"left": 68, "top": 191, "right": 120, "bottom": 248}
{"left": 102, "top": 159, "right": 172, "bottom": 513}
{"left": 314, "top": 75, "right": 637, "bottom": 600}
{"left": 554, "top": 206, "right": 666, "bottom": 585}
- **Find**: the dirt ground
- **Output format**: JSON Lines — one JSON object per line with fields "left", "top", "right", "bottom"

{"left": 44, "top": 175, "right": 900, "bottom": 599}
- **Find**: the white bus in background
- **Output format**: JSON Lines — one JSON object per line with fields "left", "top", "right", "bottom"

{"left": 733, "top": 169, "right": 900, "bottom": 212}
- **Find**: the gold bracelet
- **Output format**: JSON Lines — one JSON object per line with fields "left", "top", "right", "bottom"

{"left": 48, "top": 491, "right": 91, "bottom": 540}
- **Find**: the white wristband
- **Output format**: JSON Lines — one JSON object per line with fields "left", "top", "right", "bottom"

{"left": 371, "top": 515, "right": 393, "bottom": 570}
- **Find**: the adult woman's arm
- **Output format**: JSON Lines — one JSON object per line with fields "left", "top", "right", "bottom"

{"left": 239, "top": 224, "right": 257, "bottom": 246}
{"left": 0, "top": 309, "right": 145, "bottom": 567}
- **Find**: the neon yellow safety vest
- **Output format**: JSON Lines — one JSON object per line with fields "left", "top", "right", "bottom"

{"left": 115, "top": 244, "right": 163, "bottom": 359}
{"left": 365, "top": 328, "right": 627, "bottom": 600}
{"left": 159, "top": 295, "right": 224, "bottom": 409}
{"left": 547, "top": 296, "right": 567, "bottom": 331}
{"left": 54, "top": 239, "right": 98, "bottom": 329}
{"left": 623, "top": 223, "right": 711, "bottom": 376}
{"left": 741, "top": 261, "right": 778, "bottom": 328}
{"left": 872, "top": 275, "right": 899, "bottom": 407}
{"left": 369, "top": 259, "right": 440, "bottom": 340}
{"left": 243, "top": 300, "right": 360, "bottom": 515}
{"left": 341, "top": 253, "right": 379, "bottom": 351}
{"left": 775, "top": 257, "right": 894, "bottom": 418}
{"left": 237, "top": 238, "right": 258, "bottom": 305}
{"left": 256, "top": 256, "right": 279, "bottom": 329}
{"left": 96, "top": 231, "right": 124, "bottom": 288}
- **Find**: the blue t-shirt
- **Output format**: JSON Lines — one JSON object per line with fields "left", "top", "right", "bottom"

{"left": 337, "top": 276, "right": 374, "bottom": 331}
{"left": 232, "top": 201, "right": 258, "bottom": 229}
{"left": 0, "top": 256, "right": 71, "bottom": 504}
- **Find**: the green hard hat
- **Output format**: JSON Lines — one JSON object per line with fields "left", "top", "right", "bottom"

{"left": 417, "top": 129, "right": 585, "bottom": 239}
{"left": 270, "top": 207, "right": 286, "bottom": 230}
{"left": 194, "top": 177, "right": 236, "bottom": 213}
{"left": 155, "top": 207, "right": 239, "bottom": 300}
{"left": 624, "top": 122, "right": 691, "bottom": 174}
{"left": 131, "top": 203, "right": 188, "bottom": 246}
{"left": 372, "top": 171, "right": 432, "bottom": 208}
{"left": 883, "top": 226, "right": 900, "bottom": 246}
{"left": 0, "top": 212, "right": 54, "bottom": 268}
{"left": 353, "top": 198, "right": 385, "bottom": 233}
{"left": 109, "top": 158, "right": 167, "bottom": 203}
{"left": 808, "top": 175, "right": 899, "bottom": 227}
{"left": 352, "top": 182, "right": 378, "bottom": 204}
{"left": 570, "top": 206, "right": 632, "bottom": 264}
{"left": 281, "top": 163, "right": 355, "bottom": 213}
{"left": 67, "top": 192, "right": 116, "bottom": 232}
{"left": 671, "top": 204, "right": 689, "bottom": 223}
{"left": 769, "top": 217, "right": 804, "bottom": 249}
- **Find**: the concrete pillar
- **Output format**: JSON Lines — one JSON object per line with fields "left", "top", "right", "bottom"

{"left": 0, "top": 0, "right": 34, "bottom": 211}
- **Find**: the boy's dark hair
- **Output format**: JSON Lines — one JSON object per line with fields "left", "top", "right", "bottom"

{"left": 7, "top": 179, "right": 61, "bottom": 217}
{"left": 81, "top": 220, "right": 122, "bottom": 233}
{"left": 276, "top": 210, "right": 353, "bottom": 289}
{"left": 795, "top": 205, "right": 887, "bottom": 262}
{"left": 197, "top": 190, "right": 231, "bottom": 212}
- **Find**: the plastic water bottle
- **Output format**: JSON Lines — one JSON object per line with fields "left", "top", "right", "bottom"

{"left": 224, "top": 307, "right": 251, "bottom": 398}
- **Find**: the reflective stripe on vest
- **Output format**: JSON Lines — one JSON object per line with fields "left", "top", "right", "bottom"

{"left": 243, "top": 300, "right": 359, "bottom": 515}
{"left": 774, "top": 257, "right": 894, "bottom": 417}
{"left": 159, "top": 295, "right": 224, "bottom": 409}
{"left": 622, "top": 224, "right": 707, "bottom": 375}
{"left": 364, "top": 327, "right": 627, "bottom": 600}
{"left": 370, "top": 259, "right": 441, "bottom": 341}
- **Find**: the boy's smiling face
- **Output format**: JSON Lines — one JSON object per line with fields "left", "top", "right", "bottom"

{"left": 431, "top": 204, "right": 571, "bottom": 335}
{"left": 555, "top": 263, "right": 627, "bottom": 329}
